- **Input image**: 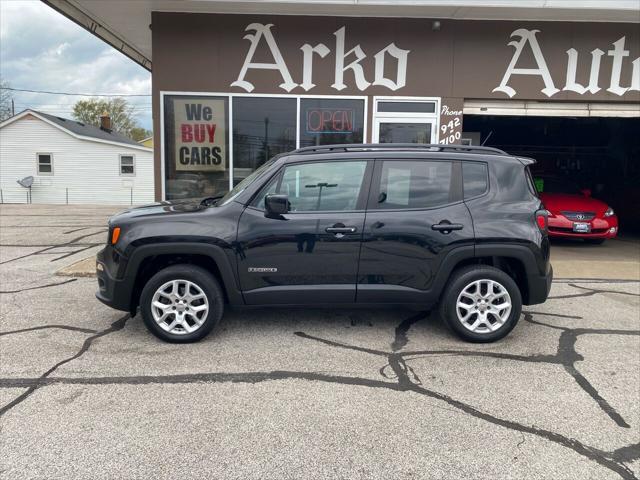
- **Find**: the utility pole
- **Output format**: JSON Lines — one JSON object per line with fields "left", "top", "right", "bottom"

{"left": 263, "top": 117, "right": 270, "bottom": 163}
{"left": 306, "top": 182, "right": 337, "bottom": 210}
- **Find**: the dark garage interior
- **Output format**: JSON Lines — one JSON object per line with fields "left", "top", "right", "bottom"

{"left": 463, "top": 115, "right": 640, "bottom": 233}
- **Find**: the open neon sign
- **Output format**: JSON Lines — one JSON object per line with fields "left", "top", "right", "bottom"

{"left": 305, "top": 108, "right": 354, "bottom": 134}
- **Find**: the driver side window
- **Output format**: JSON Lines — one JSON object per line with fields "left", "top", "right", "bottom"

{"left": 252, "top": 161, "right": 368, "bottom": 212}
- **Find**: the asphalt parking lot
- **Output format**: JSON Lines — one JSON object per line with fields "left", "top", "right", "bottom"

{"left": 1, "top": 204, "right": 639, "bottom": 480}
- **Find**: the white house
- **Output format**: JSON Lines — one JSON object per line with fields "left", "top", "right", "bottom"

{"left": 0, "top": 110, "right": 154, "bottom": 205}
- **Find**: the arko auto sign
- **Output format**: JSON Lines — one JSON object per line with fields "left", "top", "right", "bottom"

{"left": 230, "top": 23, "right": 640, "bottom": 99}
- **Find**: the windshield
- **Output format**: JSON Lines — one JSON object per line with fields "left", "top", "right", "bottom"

{"left": 217, "top": 159, "right": 276, "bottom": 206}
{"left": 535, "top": 177, "right": 581, "bottom": 195}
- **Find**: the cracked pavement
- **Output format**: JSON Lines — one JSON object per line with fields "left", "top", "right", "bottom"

{"left": 1, "top": 204, "right": 639, "bottom": 479}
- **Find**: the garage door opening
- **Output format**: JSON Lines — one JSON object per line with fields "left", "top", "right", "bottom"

{"left": 462, "top": 114, "right": 640, "bottom": 233}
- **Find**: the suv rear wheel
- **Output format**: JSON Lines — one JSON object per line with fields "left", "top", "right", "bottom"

{"left": 140, "top": 264, "right": 224, "bottom": 343}
{"left": 440, "top": 265, "right": 522, "bottom": 343}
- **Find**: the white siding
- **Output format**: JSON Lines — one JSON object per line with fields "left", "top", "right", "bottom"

{"left": 0, "top": 117, "right": 154, "bottom": 205}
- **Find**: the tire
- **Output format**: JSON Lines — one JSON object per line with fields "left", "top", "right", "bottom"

{"left": 140, "top": 264, "right": 224, "bottom": 343}
{"left": 439, "top": 265, "right": 522, "bottom": 343}
{"left": 585, "top": 238, "right": 606, "bottom": 245}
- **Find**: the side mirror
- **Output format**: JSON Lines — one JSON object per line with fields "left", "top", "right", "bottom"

{"left": 581, "top": 188, "right": 592, "bottom": 197}
{"left": 265, "top": 194, "right": 289, "bottom": 216}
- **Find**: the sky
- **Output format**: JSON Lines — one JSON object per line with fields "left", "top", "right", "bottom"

{"left": 0, "top": 0, "right": 152, "bottom": 130}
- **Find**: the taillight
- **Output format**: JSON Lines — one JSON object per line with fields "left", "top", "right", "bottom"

{"left": 535, "top": 210, "right": 548, "bottom": 233}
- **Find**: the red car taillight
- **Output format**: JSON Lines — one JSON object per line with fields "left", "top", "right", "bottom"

{"left": 536, "top": 210, "right": 548, "bottom": 233}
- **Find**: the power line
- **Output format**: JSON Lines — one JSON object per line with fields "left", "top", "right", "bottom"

{"left": 1, "top": 87, "right": 151, "bottom": 97}
{"left": 15, "top": 103, "right": 152, "bottom": 111}
{"left": 14, "top": 104, "right": 152, "bottom": 108}
{"left": 13, "top": 101, "right": 152, "bottom": 105}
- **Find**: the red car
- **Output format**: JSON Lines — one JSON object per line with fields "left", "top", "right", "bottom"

{"left": 536, "top": 177, "right": 618, "bottom": 244}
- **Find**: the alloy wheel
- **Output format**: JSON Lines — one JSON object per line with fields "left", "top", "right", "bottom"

{"left": 150, "top": 279, "right": 209, "bottom": 335}
{"left": 455, "top": 279, "right": 512, "bottom": 334}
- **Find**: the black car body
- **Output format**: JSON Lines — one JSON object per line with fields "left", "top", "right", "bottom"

{"left": 97, "top": 144, "right": 552, "bottom": 343}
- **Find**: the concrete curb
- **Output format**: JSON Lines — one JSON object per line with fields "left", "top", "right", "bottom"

{"left": 56, "top": 255, "right": 97, "bottom": 278}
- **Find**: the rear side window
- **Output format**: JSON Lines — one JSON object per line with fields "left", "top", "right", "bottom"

{"left": 462, "top": 162, "right": 488, "bottom": 199}
{"left": 373, "top": 160, "right": 454, "bottom": 209}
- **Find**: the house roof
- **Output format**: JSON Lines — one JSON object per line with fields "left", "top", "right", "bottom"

{"left": 34, "top": 110, "right": 141, "bottom": 146}
{"left": 0, "top": 109, "right": 151, "bottom": 150}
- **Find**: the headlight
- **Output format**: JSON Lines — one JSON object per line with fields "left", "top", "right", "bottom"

{"left": 604, "top": 207, "right": 614, "bottom": 217}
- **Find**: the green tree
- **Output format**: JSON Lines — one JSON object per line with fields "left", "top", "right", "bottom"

{"left": 129, "top": 126, "right": 152, "bottom": 142}
{"left": 72, "top": 97, "right": 143, "bottom": 139}
{"left": 0, "top": 78, "right": 14, "bottom": 121}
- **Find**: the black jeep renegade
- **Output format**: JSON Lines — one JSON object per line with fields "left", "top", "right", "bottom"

{"left": 96, "top": 144, "right": 552, "bottom": 343}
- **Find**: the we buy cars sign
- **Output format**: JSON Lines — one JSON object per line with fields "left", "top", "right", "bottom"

{"left": 174, "top": 98, "right": 226, "bottom": 171}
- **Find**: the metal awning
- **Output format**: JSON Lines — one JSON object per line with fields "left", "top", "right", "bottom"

{"left": 464, "top": 100, "right": 640, "bottom": 118}
{"left": 42, "top": 0, "right": 640, "bottom": 72}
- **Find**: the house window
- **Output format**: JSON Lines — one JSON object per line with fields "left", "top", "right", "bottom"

{"left": 120, "top": 155, "right": 135, "bottom": 175}
{"left": 37, "top": 153, "right": 53, "bottom": 175}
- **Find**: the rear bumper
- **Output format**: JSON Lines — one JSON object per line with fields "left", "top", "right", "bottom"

{"left": 95, "top": 247, "right": 132, "bottom": 312}
{"left": 526, "top": 263, "right": 553, "bottom": 305}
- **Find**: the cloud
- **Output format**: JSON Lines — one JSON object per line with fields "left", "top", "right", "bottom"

{"left": 0, "top": 0, "right": 152, "bottom": 130}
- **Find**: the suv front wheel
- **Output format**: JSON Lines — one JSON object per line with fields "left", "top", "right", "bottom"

{"left": 140, "top": 264, "right": 224, "bottom": 343}
{"left": 440, "top": 265, "right": 522, "bottom": 343}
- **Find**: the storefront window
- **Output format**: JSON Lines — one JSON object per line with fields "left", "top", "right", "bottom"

{"left": 232, "top": 97, "right": 296, "bottom": 186}
{"left": 163, "top": 95, "right": 229, "bottom": 200}
{"left": 299, "top": 98, "right": 364, "bottom": 147}
{"left": 163, "top": 95, "right": 367, "bottom": 199}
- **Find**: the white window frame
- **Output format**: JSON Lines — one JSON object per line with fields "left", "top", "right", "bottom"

{"left": 36, "top": 152, "right": 54, "bottom": 176}
{"left": 372, "top": 96, "right": 441, "bottom": 144}
{"left": 119, "top": 154, "right": 136, "bottom": 176}
{"left": 160, "top": 91, "right": 368, "bottom": 199}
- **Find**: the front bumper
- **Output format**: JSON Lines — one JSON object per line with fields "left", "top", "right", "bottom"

{"left": 548, "top": 214, "right": 618, "bottom": 239}
{"left": 95, "top": 247, "right": 132, "bottom": 312}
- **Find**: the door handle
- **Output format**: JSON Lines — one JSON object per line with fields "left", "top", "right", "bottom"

{"left": 326, "top": 226, "right": 357, "bottom": 234}
{"left": 431, "top": 221, "right": 464, "bottom": 233}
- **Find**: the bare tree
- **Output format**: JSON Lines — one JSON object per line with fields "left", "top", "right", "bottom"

{"left": 0, "top": 78, "right": 14, "bottom": 121}
{"left": 72, "top": 97, "right": 141, "bottom": 138}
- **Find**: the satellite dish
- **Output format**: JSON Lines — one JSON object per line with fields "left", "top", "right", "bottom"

{"left": 16, "top": 176, "right": 34, "bottom": 204}
{"left": 17, "top": 176, "right": 34, "bottom": 188}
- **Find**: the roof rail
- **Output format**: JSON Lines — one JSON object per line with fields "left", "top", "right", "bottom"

{"left": 291, "top": 143, "right": 508, "bottom": 156}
